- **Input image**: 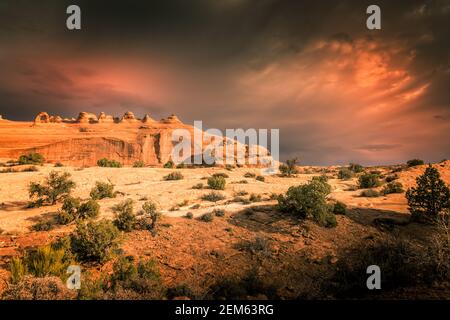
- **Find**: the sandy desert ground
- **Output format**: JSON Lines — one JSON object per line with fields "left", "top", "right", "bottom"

{"left": 0, "top": 161, "right": 449, "bottom": 299}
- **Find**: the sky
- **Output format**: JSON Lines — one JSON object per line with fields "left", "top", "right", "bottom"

{"left": 0, "top": 0, "right": 449, "bottom": 165}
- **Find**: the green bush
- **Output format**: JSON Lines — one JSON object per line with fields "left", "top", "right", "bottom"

{"left": 28, "top": 171, "right": 76, "bottom": 205}
{"left": 77, "top": 199, "right": 100, "bottom": 220}
{"left": 9, "top": 245, "right": 72, "bottom": 284}
{"left": 212, "top": 173, "right": 229, "bottom": 178}
{"left": 201, "top": 192, "right": 226, "bottom": 202}
{"left": 382, "top": 182, "right": 404, "bottom": 195}
{"left": 244, "top": 172, "right": 256, "bottom": 178}
{"left": 31, "top": 220, "right": 55, "bottom": 232}
{"left": 333, "top": 201, "right": 347, "bottom": 215}
{"left": 213, "top": 209, "right": 225, "bottom": 217}
{"left": 57, "top": 196, "right": 81, "bottom": 224}
{"left": 338, "top": 168, "right": 354, "bottom": 180}
{"left": 199, "top": 212, "right": 214, "bottom": 222}
{"left": 185, "top": 212, "right": 194, "bottom": 219}
{"left": 207, "top": 176, "right": 226, "bottom": 190}
{"left": 57, "top": 198, "right": 99, "bottom": 224}
{"left": 142, "top": 200, "right": 161, "bottom": 230}
{"left": 54, "top": 162, "right": 64, "bottom": 167}
{"left": 192, "top": 183, "right": 203, "bottom": 189}
{"left": 348, "top": 163, "right": 364, "bottom": 173}
{"left": 358, "top": 173, "right": 381, "bottom": 189}
{"left": 249, "top": 193, "right": 262, "bottom": 202}
{"left": 163, "top": 171, "right": 184, "bottom": 181}
{"left": 279, "top": 158, "right": 299, "bottom": 177}
{"left": 407, "top": 159, "right": 424, "bottom": 167}
{"left": 18, "top": 153, "right": 45, "bottom": 165}
{"left": 360, "top": 189, "right": 380, "bottom": 197}
{"left": 406, "top": 165, "right": 450, "bottom": 223}
{"left": 386, "top": 174, "right": 399, "bottom": 182}
{"left": 133, "top": 160, "right": 145, "bottom": 168}
{"left": 113, "top": 199, "right": 136, "bottom": 232}
{"left": 312, "top": 175, "right": 328, "bottom": 183}
{"left": 97, "top": 158, "right": 122, "bottom": 168}
{"left": 70, "top": 220, "right": 120, "bottom": 263}
{"left": 90, "top": 181, "right": 115, "bottom": 200}
{"left": 278, "top": 179, "right": 336, "bottom": 228}
{"left": 256, "top": 175, "right": 265, "bottom": 182}
{"left": 163, "top": 160, "right": 174, "bottom": 168}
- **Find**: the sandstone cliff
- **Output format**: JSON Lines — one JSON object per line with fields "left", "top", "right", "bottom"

{"left": 0, "top": 111, "right": 274, "bottom": 167}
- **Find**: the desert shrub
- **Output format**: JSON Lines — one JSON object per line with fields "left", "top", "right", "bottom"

{"left": 109, "top": 256, "right": 163, "bottom": 298}
{"left": 348, "top": 163, "right": 364, "bottom": 173}
{"left": 209, "top": 268, "right": 278, "bottom": 300}
{"left": 244, "top": 172, "right": 256, "bottom": 178}
{"left": 163, "top": 171, "right": 184, "bottom": 181}
{"left": 57, "top": 196, "right": 81, "bottom": 224}
{"left": 407, "top": 159, "right": 424, "bottom": 167}
{"left": 279, "top": 158, "right": 299, "bottom": 177}
{"left": 225, "top": 164, "right": 235, "bottom": 171}
{"left": 176, "top": 163, "right": 187, "bottom": 169}
{"left": 192, "top": 183, "right": 203, "bottom": 189}
{"left": 28, "top": 171, "right": 76, "bottom": 206}
{"left": 231, "top": 196, "right": 251, "bottom": 204}
{"left": 23, "top": 166, "right": 39, "bottom": 172}
{"left": 207, "top": 175, "right": 226, "bottom": 190}
{"left": 133, "top": 160, "right": 145, "bottom": 168}
{"left": 90, "top": 181, "right": 116, "bottom": 200}
{"left": 333, "top": 201, "right": 347, "bottom": 215}
{"left": 199, "top": 212, "right": 214, "bottom": 222}
{"left": 256, "top": 175, "right": 265, "bottom": 182}
{"left": 70, "top": 220, "right": 120, "bottom": 263}
{"left": 212, "top": 172, "right": 229, "bottom": 178}
{"left": 18, "top": 153, "right": 45, "bottom": 165}
{"left": 201, "top": 191, "right": 225, "bottom": 202}
{"left": 113, "top": 199, "right": 136, "bottom": 232}
{"left": 2, "top": 276, "right": 75, "bottom": 300}
{"left": 77, "top": 199, "right": 100, "bottom": 220}
{"left": 167, "top": 284, "right": 193, "bottom": 299}
{"left": 249, "top": 193, "right": 262, "bottom": 202}
{"left": 338, "top": 168, "right": 354, "bottom": 180}
{"left": 385, "top": 174, "right": 399, "bottom": 182}
{"left": 31, "top": 220, "right": 55, "bottom": 232}
{"left": 8, "top": 244, "right": 73, "bottom": 286}
{"left": 54, "top": 162, "right": 64, "bottom": 167}
{"left": 382, "top": 182, "right": 404, "bottom": 195}
{"left": 213, "top": 209, "right": 225, "bottom": 217}
{"left": 142, "top": 200, "right": 161, "bottom": 230}
{"left": 78, "top": 255, "right": 164, "bottom": 300}
{"left": 79, "top": 127, "right": 88, "bottom": 132}
{"left": 235, "top": 190, "right": 248, "bottom": 196}
{"left": 234, "top": 179, "right": 248, "bottom": 184}
{"left": 185, "top": 212, "right": 193, "bottom": 219}
{"left": 9, "top": 257, "right": 26, "bottom": 284}
{"left": 278, "top": 179, "right": 336, "bottom": 228}
{"left": 312, "top": 175, "right": 328, "bottom": 183}
{"left": 190, "top": 204, "right": 201, "bottom": 209}
{"left": 406, "top": 165, "right": 450, "bottom": 223}
{"left": 163, "top": 160, "right": 174, "bottom": 168}
{"left": 358, "top": 173, "right": 381, "bottom": 189}
{"left": 236, "top": 237, "right": 271, "bottom": 255}
{"left": 360, "top": 189, "right": 380, "bottom": 197}
{"left": 328, "top": 238, "right": 421, "bottom": 298}
{"left": 97, "top": 158, "right": 122, "bottom": 168}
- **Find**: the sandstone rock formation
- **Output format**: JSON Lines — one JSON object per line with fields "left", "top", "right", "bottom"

{"left": 0, "top": 111, "right": 274, "bottom": 168}
{"left": 77, "top": 112, "right": 98, "bottom": 123}
{"left": 121, "top": 111, "right": 138, "bottom": 123}
{"left": 98, "top": 112, "right": 114, "bottom": 123}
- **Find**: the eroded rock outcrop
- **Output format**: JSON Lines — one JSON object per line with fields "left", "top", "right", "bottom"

{"left": 98, "top": 112, "right": 114, "bottom": 123}
{"left": 77, "top": 112, "right": 98, "bottom": 123}
{"left": 0, "top": 111, "right": 273, "bottom": 168}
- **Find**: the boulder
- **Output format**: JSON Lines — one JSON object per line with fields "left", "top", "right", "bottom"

{"left": 98, "top": 112, "right": 114, "bottom": 123}
{"left": 121, "top": 111, "right": 138, "bottom": 122}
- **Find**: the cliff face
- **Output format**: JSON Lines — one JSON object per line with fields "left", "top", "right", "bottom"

{"left": 0, "top": 112, "right": 273, "bottom": 167}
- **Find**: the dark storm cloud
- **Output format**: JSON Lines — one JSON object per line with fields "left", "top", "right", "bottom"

{"left": 0, "top": 0, "right": 449, "bottom": 165}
